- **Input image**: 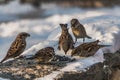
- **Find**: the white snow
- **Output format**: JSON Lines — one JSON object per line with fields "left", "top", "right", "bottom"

{"left": 36, "top": 71, "right": 61, "bottom": 80}
{"left": 0, "top": 0, "right": 34, "bottom": 15}
{"left": 0, "top": 78, "right": 9, "bottom": 80}
{"left": 37, "top": 33, "right": 120, "bottom": 80}
{"left": 36, "top": 48, "right": 105, "bottom": 80}
{"left": 102, "top": 31, "right": 120, "bottom": 53}
{"left": 61, "top": 49, "right": 104, "bottom": 72}
{"left": 0, "top": 0, "right": 120, "bottom": 80}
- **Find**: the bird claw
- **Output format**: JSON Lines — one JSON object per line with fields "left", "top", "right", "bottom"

{"left": 57, "top": 46, "right": 60, "bottom": 50}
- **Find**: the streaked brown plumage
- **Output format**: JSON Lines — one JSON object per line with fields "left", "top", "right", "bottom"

{"left": 58, "top": 24, "right": 74, "bottom": 54}
{"left": 71, "top": 18, "right": 92, "bottom": 43}
{"left": 71, "top": 40, "right": 109, "bottom": 57}
{"left": 33, "top": 47, "right": 55, "bottom": 62}
{"left": 0, "top": 32, "right": 30, "bottom": 63}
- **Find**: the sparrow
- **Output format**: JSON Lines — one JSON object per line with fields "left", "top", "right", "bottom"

{"left": 71, "top": 40, "right": 109, "bottom": 57}
{"left": 71, "top": 18, "right": 91, "bottom": 43}
{"left": 58, "top": 24, "right": 74, "bottom": 54}
{"left": 32, "top": 47, "right": 55, "bottom": 63}
{"left": 0, "top": 32, "right": 30, "bottom": 63}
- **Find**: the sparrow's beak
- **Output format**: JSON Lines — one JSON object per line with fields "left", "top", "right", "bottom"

{"left": 71, "top": 19, "right": 76, "bottom": 25}
{"left": 27, "top": 34, "right": 30, "bottom": 37}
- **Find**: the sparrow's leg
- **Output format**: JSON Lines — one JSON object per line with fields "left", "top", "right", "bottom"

{"left": 83, "top": 38, "right": 85, "bottom": 43}
{"left": 58, "top": 45, "right": 61, "bottom": 50}
{"left": 58, "top": 40, "right": 61, "bottom": 50}
{"left": 65, "top": 52, "right": 67, "bottom": 54}
{"left": 74, "top": 38, "right": 77, "bottom": 44}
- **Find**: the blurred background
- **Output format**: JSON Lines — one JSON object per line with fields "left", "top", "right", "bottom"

{"left": 0, "top": 0, "right": 120, "bottom": 22}
{"left": 0, "top": 0, "right": 120, "bottom": 59}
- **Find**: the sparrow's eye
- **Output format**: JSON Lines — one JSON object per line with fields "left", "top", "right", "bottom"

{"left": 64, "top": 29, "right": 68, "bottom": 32}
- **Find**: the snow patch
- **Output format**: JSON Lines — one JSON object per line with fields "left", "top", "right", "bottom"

{"left": 102, "top": 31, "right": 120, "bottom": 53}
{"left": 61, "top": 49, "right": 104, "bottom": 72}
{"left": 0, "top": 0, "right": 34, "bottom": 15}
{"left": 36, "top": 71, "right": 61, "bottom": 80}
{"left": 0, "top": 78, "right": 10, "bottom": 80}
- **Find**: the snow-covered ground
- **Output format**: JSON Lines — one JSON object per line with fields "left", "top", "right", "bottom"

{"left": 36, "top": 31, "right": 120, "bottom": 80}
{"left": 0, "top": 78, "right": 9, "bottom": 80}
{"left": 0, "top": 0, "right": 120, "bottom": 80}
{"left": 0, "top": 0, "right": 35, "bottom": 22}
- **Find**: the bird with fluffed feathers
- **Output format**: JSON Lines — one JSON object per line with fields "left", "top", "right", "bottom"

{"left": 0, "top": 32, "right": 30, "bottom": 63}
{"left": 71, "top": 18, "right": 92, "bottom": 44}
{"left": 58, "top": 23, "right": 74, "bottom": 54}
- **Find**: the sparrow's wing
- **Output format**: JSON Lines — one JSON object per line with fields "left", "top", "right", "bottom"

{"left": 98, "top": 45, "right": 112, "bottom": 47}
{"left": 79, "top": 24, "right": 86, "bottom": 34}
{"left": 6, "top": 39, "right": 25, "bottom": 57}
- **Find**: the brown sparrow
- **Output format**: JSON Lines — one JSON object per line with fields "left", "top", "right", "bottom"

{"left": 33, "top": 47, "right": 55, "bottom": 63}
{"left": 71, "top": 18, "right": 91, "bottom": 43}
{"left": 0, "top": 32, "right": 30, "bottom": 63}
{"left": 58, "top": 24, "right": 74, "bottom": 54}
{"left": 71, "top": 40, "right": 108, "bottom": 57}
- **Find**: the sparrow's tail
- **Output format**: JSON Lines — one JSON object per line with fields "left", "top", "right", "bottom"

{"left": 26, "top": 56, "right": 36, "bottom": 60}
{"left": 0, "top": 57, "right": 7, "bottom": 63}
{"left": 86, "top": 35, "right": 92, "bottom": 39}
{"left": 99, "top": 45, "right": 112, "bottom": 48}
